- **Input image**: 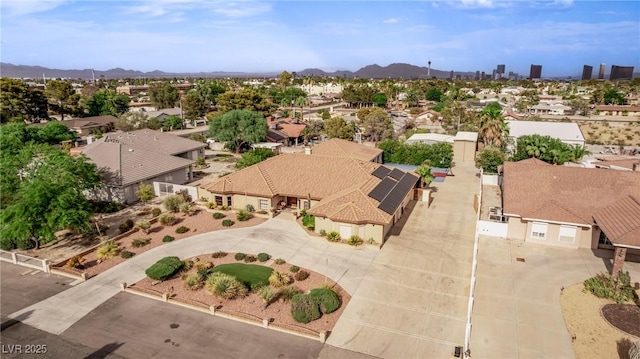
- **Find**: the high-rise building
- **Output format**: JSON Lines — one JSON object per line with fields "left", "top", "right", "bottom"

{"left": 481, "top": 71, "right": 485, "bottom": 80}
{"left": 529, "top": 65, "right": 542, "bottom": 79}
{"left": 582, "top": 65, "right": 593, "bottom": 80}
{"left": 450, "top": 70, "right": 454, "bottom": 79}
{"left": 610, "top": 65, "right": 634, "bottom": 80}
{"left": 475, "top": 71, "right": 480, "bottom": 80}
{"left": 492, "top": 69, "right": 497, "bottom": 80}
{"left": 598, "top": 63, "right": 606, "bottom": 79}
{"left": 497, "top": 64, "right": 505, "bottom": 74}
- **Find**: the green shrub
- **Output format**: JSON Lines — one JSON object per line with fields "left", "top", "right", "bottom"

{"left": 277, "top": 285, "right": 302, "bottom": 302}
{"left": 309, "top": 287, "right": 341, "bottom": 314}
{"left": 205, "top": 272, "right": 248, "bottom": 299}
{"left": 145, "top": 256, "right": 184, "bottom": 281}
{"left": 176, "top": 226, "right": 189, "bottom": 234}
{"left": 234, "top": 253, "right": 246, "bottom": 261}
{"left": 97, "top": 240, "right": 119, "bottom": 260}
{"left": 222, "top": 219, "right": 234, "bottom": 227}
{"left": 319, "top": 229, "right": 327, "bottom": 237}
{"left": 150, "top": 207, "right": 162, "bottom": 217}
{"left": 300, "top": 209, "right": 307, "bottom": 216}
{"left": 274, "top": 258, "right": 286, "bottom": 265}
{"left": 120, "top": 250, "right": 135, "bottom": 259}
{"left": 206, "top": 201, "right": 216, "bottom": 209}
{"left": 291, "top": 294, "right": 321, "bottom": 324}
{"left": 212, "top": 212, "right": 226, "bottom": 219}
{"left": 302, "top": 215, "right": 315, "bottom": 229}
{"left": 195, "top": 261, "right": 213, "bottom": 271}
{"left": 348, "top": 235, "right": 363, "bottom": 246}
{"left": 220, "top": 205, "right": 229, "bottom": 211}
{"left": 185, "top": 273, "right": 203, "bottom": 290}
{"left": 119, "top": 219, "right": 134, "bottom": 234}
{"left": 258, "top": 286, "right": 275, "bottom": 309}
{"left": 583, "top": 272, "right": 637, "bottom": 304}
{"left": 244, "top": 255, "right": 257, "bottom": 263}
{"left": 326, "top": 231, "right": 340, "bottom": 242}
{"left": 135, "top": 219, "right": 151, "bottom": 234}
{"left": 257, "top": 253, "right": 271, "bottom": 262}
{"left": 182, "top": 260, "right": 194, "bottom": 271}
{"left": 294, "top": 270, "right": 310, "bottom": 281}
{"left": 289, "top": 265, "right": 300, "bottom": 273}
{"left": 159, "top": 213, "right": 177, "bottom": 226}
{"left": 162, "top": 235, "right": 175, "bottom": 242}
{"left": 236, "top": 209, "right": 253, "bottom": 222}
{"left": 131, "top": 238, "right": 151, "bottom": 248}
{"left": 245, "top": 204, "right": 255, "bottom": 213}
{"left": 212, "top": 251, "right": 227, "bottom": 258}
{"left": 269, "top": 270, "right": 292, "bottom": 288}
{"left": 163, "top": 194, "right": 184, "bottom": 213}
{"left": 180, "top": 202, "right": 193, "bottom": 216}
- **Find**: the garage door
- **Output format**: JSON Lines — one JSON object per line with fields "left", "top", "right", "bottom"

{"left": 558, "top": 225, "right": 577, "bottom": 244}
{"left": 339, "top": 225, "right": 351, "bottom": 239}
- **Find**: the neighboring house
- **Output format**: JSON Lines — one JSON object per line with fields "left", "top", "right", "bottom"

{"left": 413, "top": 110, "right": 442, "bottom": 124}
{"left": 144, "top": 108, "right": 184, "bottom": 121}
{"left": 503, "top": 111, "right": 523, "bottom": 121}
{"left": 405, "top": 132, "right": 478, "bottom": 162}
{"left": 198, "top": 141, "right": 417, "bottom": 244}
{"left": 595, "top": 105, "right": 640, "bottom": 116}
{"left": 500, "top": 160, "right": 640, "bottom": 254}
{"left": 506, "top": 120, "right": 585, "bottom": 148}
{"left": 82, "top": 129, "right": 206, "bottom": 204}
{"left": 528, "top": 102, "right": 572, "bottom": 116}
{"left": 311, "top": 138, "right": 383, "bottom": 163}
{"left": 61, "top": 115, "right": 117, "bottom": 136}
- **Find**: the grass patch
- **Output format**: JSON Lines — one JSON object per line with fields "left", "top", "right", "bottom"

{"left": 210, "top": 263, "right": 273, "bottom": 289}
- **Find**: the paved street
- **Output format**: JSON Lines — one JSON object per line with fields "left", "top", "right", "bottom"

{"left": 327, "top": 162, "right": 479, "bottom": 358}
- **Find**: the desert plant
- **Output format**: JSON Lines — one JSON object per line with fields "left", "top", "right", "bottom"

{"left": 145, "top": 256, "right": 183, "bottom": 281}
{"left": 150, "top": 207, "right": 162, "bottom": 217}
{"left": 583, "top": 272, "right": 637, "bottom": 304}
{"left": 326, "top": 231, "right": 340, "bottom": 242}
{"left": 220, "top": 205, "right": 229, "bottom": 211}
{"left": 182, "top": 260, "right": 194, "bottom": 271}
{"left": 269, "top": 270, "right": 292, "bottom": 288}
{"left": 290, "top": 294, "right": 321, "bottom": 324}
{"left": 319, "top": 229, "right": 327, "bottom": 237}
{"left": 163, "top": 194, "right": 185, "bottom": 213}
{"left": 135, "top": 219, "right": 151, "bottom": 234}
{"left": 175, "top": 226, "right": 189, "bottom": 234}
{"left": 277, "top": 285, "right": 302, "bottom": 302}
{"left": 258, "top": 286, "right": 276, "bottom": 309}
{"left": 184, "top": 273, "right": 203, "bottom": 290}
{"left": 65, "top": 255, "right": 85, "bottom": 269}
{"left": 300, "top": 209, "right": 307, "bottom": 216}
{"left": 236, "top": 209, "right": 252, "bottom": 222}
{"left": 119, "top": 219, "right": 134, "bottom": 234}
{"left": 348, "top": 235, "right": 364, "bottom": 247}
{"left": 289, "top": 265, "right": 300, "bottom": 273}
{"left": 274, "top": 258, "right": 286, "bottom": 265}
{"left": 195, "top": 261, "right": 213, "bottom": 271}
{"left": 97, "top": 240, "right": 119, "bottom": 260}
{"left": 294, "top": 270, "right": 310, "bottom": 281}
{"left": 212, "top": 251, "right": 227, "bottom": 258}
{"left": 257, "top": 253, "right": 271, "bottom": 262}
{"left": 120, "top": 250, "right": 135, "bottom": 259}
{"left": 180, "top": 202, "right": 193, "bottom": 216}
{"left": 244, "top": 255, "right": 257, "bottom": 263}
{"left": 176, "top": 189, "right": 192, "bottom": 203}
{"left": 206, "top": 201, "right": 216, "bottom": 209}
{"left": 212, "top": 212, "right": 226, "bottom": 219}
{"left": 234, "top": 252, "right": 246, "bottom": 261}
{"left": 159, "top": 213, "right": 177, "bottom": 226}
{"left": 131, "top": 238, "right": 151, "bottom": 248}
{"left": 367, "top": 238, "right": 377, "bottom": 245}
{"left": 245, "top": 204, "right": 255, "bottom": 213}
{"left": 309, "top": 287, "right": 341, "bottom": 314}
{"left": 205, "top": 272, "right": 248, "bottom": 299}
{"left": 162, "top": 235, "right": 175, "bottom": 242}
{"left": 222, "top": 219, "right": 234, "bottom": 227}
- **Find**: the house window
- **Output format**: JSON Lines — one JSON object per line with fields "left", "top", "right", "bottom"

{"left": 558, "top": 225, "right": 577, "bottom": 244}
{"left": 303, "top": 200, "right": 310, "bottom": 210}
{"left": 259, "top": 199, "right": 269, "bottom": 210}
{"left": 531, "top": 222, "right": 548, "bottom": 240}
{"left": 215, "top": 196, "right": 223, "bottom": 206}
{"left": 598, "top": 231, "right": 612, "bottom": 246}
{"left": 227, "top": 196, "right": 232, "bottom": 207}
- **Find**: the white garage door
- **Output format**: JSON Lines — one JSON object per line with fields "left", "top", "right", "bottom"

{"left": 339, "top": 225, "right": 351, "bottom": 239}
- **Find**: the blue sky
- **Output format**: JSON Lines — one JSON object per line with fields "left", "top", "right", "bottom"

{"left": 1, "top": 0, "right": 639, "bottom": 77}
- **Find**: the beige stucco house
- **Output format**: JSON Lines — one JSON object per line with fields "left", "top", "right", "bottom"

{"left": 199, "top": 139, "right": 417, "bottom": 244}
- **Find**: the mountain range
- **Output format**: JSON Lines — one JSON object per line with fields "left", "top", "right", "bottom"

{"left": 1, "top": 62, "right": 474, "bottom": 80}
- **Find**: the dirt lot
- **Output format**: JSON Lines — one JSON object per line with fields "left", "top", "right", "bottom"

{"left": 580, "top": 121, "right": 640, "bottom": 147}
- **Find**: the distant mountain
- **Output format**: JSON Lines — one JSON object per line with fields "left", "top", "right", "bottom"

{"left": 1, "top": 62, "right": 474, "bottom": 80}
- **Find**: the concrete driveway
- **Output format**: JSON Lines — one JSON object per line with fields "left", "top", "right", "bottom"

{"left": 8, "top": 219, "right": 378, "bottom": 335}
{"left": 327, "top": 162, "right": 479, "bottom": 358}
{"left": 471, "top": 236, "right": 640, "bottom": 358}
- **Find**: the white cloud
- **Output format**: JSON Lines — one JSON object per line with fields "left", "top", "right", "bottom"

{"left": 0, "top": 0, "right": 68, "bottom": 16}
{"left": 383, "top": 18, "right": 399, "bottom": 24}
{"left": 206, "top": 1, "right": 271, "bottom": 18}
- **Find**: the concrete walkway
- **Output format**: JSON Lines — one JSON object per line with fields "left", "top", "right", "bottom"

{"left": 471, "top": 236, "right": 640, "bottom": 358}
{"left": 327, "top": 162, "right": 479, "bottom": 358}
{"left": 8, "top": 219, "right": 378, "bottom": 335}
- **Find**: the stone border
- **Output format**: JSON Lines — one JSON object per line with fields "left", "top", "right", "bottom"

{"left": 599, "top": 303, "right": 640, "bottom": 340}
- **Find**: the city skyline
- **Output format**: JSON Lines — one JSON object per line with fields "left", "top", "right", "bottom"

{"left": 1, "top": 1, "right": 638, "bottom": 77}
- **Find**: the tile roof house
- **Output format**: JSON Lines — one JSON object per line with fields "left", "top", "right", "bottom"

{"left": 82, "top": 129, "right": 206, "bottom": 204}
{"left": 310, "top": 138, "right": 383, "bottom": 163}
{"left": 199, "top": 142, "right": 417, "bottom": 244}
{"left": 501, "top": 160, "right": 640, "bottom": 253}
{"left": 61, "top": 115, "right": 117, "bottom": 136}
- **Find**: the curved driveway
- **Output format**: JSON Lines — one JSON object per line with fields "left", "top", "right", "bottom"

{"left": 9, "top": 218, "right": 378, "bottom": 335}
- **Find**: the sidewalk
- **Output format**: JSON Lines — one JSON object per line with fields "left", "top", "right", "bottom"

{"left": 8, "top": 219, "right": 377, "bottom": 335}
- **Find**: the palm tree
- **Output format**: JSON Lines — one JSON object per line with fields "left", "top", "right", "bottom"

{"left": 415, "top": 165, "right": 434, "bottom": 188}
{"left": 478, "top": 104, "right": 508, "bottom": 147}
{"left": 570, "top": 145, "right": 592, "bottom": 163}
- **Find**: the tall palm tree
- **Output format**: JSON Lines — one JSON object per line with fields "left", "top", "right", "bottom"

{"left": 478, "top": 104, "right": 508, "bottom": 147}
{"left": 570, "top": 145, "right": 592, "bottom": 163}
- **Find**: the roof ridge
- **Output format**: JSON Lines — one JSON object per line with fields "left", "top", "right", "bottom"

{"left": 256, "top": 162, "right": 276, "bottom": 196}
{"left": 357, "top": 182, "right": 388, "bottom": 222}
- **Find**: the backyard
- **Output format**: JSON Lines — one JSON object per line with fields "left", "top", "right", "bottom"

{"left": 580, "top": 121, "right": 640, "bottom": 147}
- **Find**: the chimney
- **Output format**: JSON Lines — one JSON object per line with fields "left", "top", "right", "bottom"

{"left": 304, "top": 147, "right": 312, "bottom": 155}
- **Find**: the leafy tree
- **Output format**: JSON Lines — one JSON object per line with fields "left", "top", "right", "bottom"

{"left": 357, "top": 107, "right": 394, "bottom": 142}
{"left": 216, "top": 89, "right": 276, "bottom": 118}
{"left": 149, "top": 82, "right": 179, "bottom": 109}
{"left": 324, "top": 116, "right": 355, "bottom": 140}
{"left": 372, "top": 93, "right": 388, "bottom": 108}
{"left": 476, "top": 146, "right": 506, "bottom": 173}
{"left": 603, "top": 88, "right": 625, "bottom": 105}
{"left": 478, "top": 102, "right": 508, "bottom": 147}
{"left": 209, "top": 109, "right": 267, "bottom": 153}
{"left": 269, "top": 86, "right": 307, "bottom": 107}
{"left": 136, "top": 182, "right": 155, "bottom": 204}
{"left": 569, "top": 98, "right": 590, "bottom": 116}
{"left": 301, "top": 120, "right": 324, "bottom": 145}
{"left": 403, "top": 89, "right": 419, "bottom": 108}
{"left": 377, "top": 140, "right": 453, "bottom": 168}
{"left": 182, "top": 90, "right": 209, "bottom": 122}
{"left": 277, "top": 71, "right": 292, "bottom": 89}
{"left": 85, "top": 89, "right": 130, "bottom": 117}
{"left": 316, "top": 109, "right": 331, "bottom": 121}
{"left": 415, "top": 165, "right": 434, "bottom": 188}
{"left": 161, "top": 115, "right": 183, "bottom": 131}
{"left": 45, "top": 80, "right": 80, "bottom": 121}
{"left": 115, "top": 112, "right": 157, "bottom": 131}
{"left": 0, "top": 79, "right": 49, "bottom": 123}
{"left": 425, "top": 87, "right": 443, "bottom": 102}
{"left": 511, "top": 134, "right": 579, "bottom": 165}
{"left": 0, "top": 144, "right": 102, "bottom": 249}
{"left": 342, "top": 84, "right": 376, "bottom": 107}
{"left": 195, "top": 81, "right": 226, "bottom": 105}
{"left": 236, "top": 148, "right": 275, "bottom": 169}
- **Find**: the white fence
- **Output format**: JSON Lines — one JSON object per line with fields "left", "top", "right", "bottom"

{"left": 481, "top": 174, "right": 501, "bottom": 186}
{"left": 153, "top": 182, "right": 198, "bottom": 200}
{"left": 464, "top": 169, "right": 483, "bottom": 358}
{"left": 0, "top": 250, "right": 49, "bottom": 273}
{"left": 477, "top": 220, "right": 508, "bottom": 238}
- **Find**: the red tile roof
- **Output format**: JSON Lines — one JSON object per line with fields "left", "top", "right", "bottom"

{"left": 311, "top": 138, "right": 383, "bottom": 162}
{"left": 593, "top": 196, "right": 640, "bottom": 247}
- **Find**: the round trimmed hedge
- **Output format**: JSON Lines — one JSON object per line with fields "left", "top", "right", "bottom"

{"left": 291, "top": 294, "right": 321, "bottom": 324}
{"left": 309, "top": 287, "right": 341, "bottom": 314}
{"left": 145, "top": 256, "right": 184, "bottom": 281}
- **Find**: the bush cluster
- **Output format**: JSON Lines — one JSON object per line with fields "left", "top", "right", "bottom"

{"left": 269, "top": 271, "right": 292, "bottom": 288}
{"left": 131, "top": 238, "right": 150, "bottom": 248}
{"left": 163, "top": 194, "right": 185, "bottom": 213}
{"left": 348, "top": 235, "right": 363, "bottom": 247}
{"left": 212, "top": 251, "right": 227, "bottom": 258}
{"left": 159, "top": 213, "right": 177, "bottom": 226}
{"left": 150, "top": 207, "right": 162, "bottom": 217}
{"left": 244, "top": 255, "right": 257, "bottom": 263}
{"left": 234, "top": 253, "right": 246, "bottom": 261}
{"left": 377, "top": 140, "right": 453, "bottom": 168}
{"left": 120, "top": 250, "right": 135, "bottom": 259}
{"left": 289, "top": 265, "right": 300, "bottom": 273}
{"left": 245, "top": 204, "right": 255, "bottom": 213}
{"left": 97, "top": 240, "right": 119, "bottom": 260}
{"left": 274, "top": 258, "right": 286, "bottom": 265}
{"left": 309, "top": 287, "right": 341, "bottom": 314}
{"left": 294, "top": 270, "right": 310, "bottom": 281}
{"left": 119, "top": 219, "right": 134, "bottom": 234}
{"left": 65, "top": 255, "right": 85, "bottom": 269}
{"left": 212, "top": 212, "right": 226, "bottom": 219}
{"left": 222, "top": 219, "right": 234, "bottom": 227}
{"left": 236, "top": 209, "right": 253, "bottom": 222}
{"left": 257, "top": 253, "right": 271, "bottom": 262}
{"left": 583, "top": 272, "right": 637, "bottom": 304}
{"left": 302, "top": 215, "right": 315, "bottom": 230}
{"left": 162, "top": 235, "right": 175, "bottom": 242}
{"left": 290, "top": 294, "right": 321, "bottom": 324}
{"left": 175, "top": 226, "right": 189, "bottom": 234}
{"left": 205, "top": 272, "right": 248, "bottom": 299}
{"left": 145, "top": 256, "right": 184, "bottom": 281}
{"left": 326, "top": 231, "right": 341, "bottom": 242}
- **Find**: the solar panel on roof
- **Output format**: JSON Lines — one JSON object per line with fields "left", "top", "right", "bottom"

{"left": 388, "top": 168, "right": 404, "bottom": 180}
{"left": 368, "top": 177, "right": 397, "bottom": 202}
{"left": 372, "top": 166, "right": 391, "bottom": 179}
{"left": 378, "top": 173, "right": 419, "bottom": 215}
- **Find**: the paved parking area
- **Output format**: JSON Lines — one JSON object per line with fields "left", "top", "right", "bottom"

{"left": 471, "top": 236, "right": 640, "bottom": 358}
{"left": 327, "top": 162, "right": 479, "bottom": 358}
